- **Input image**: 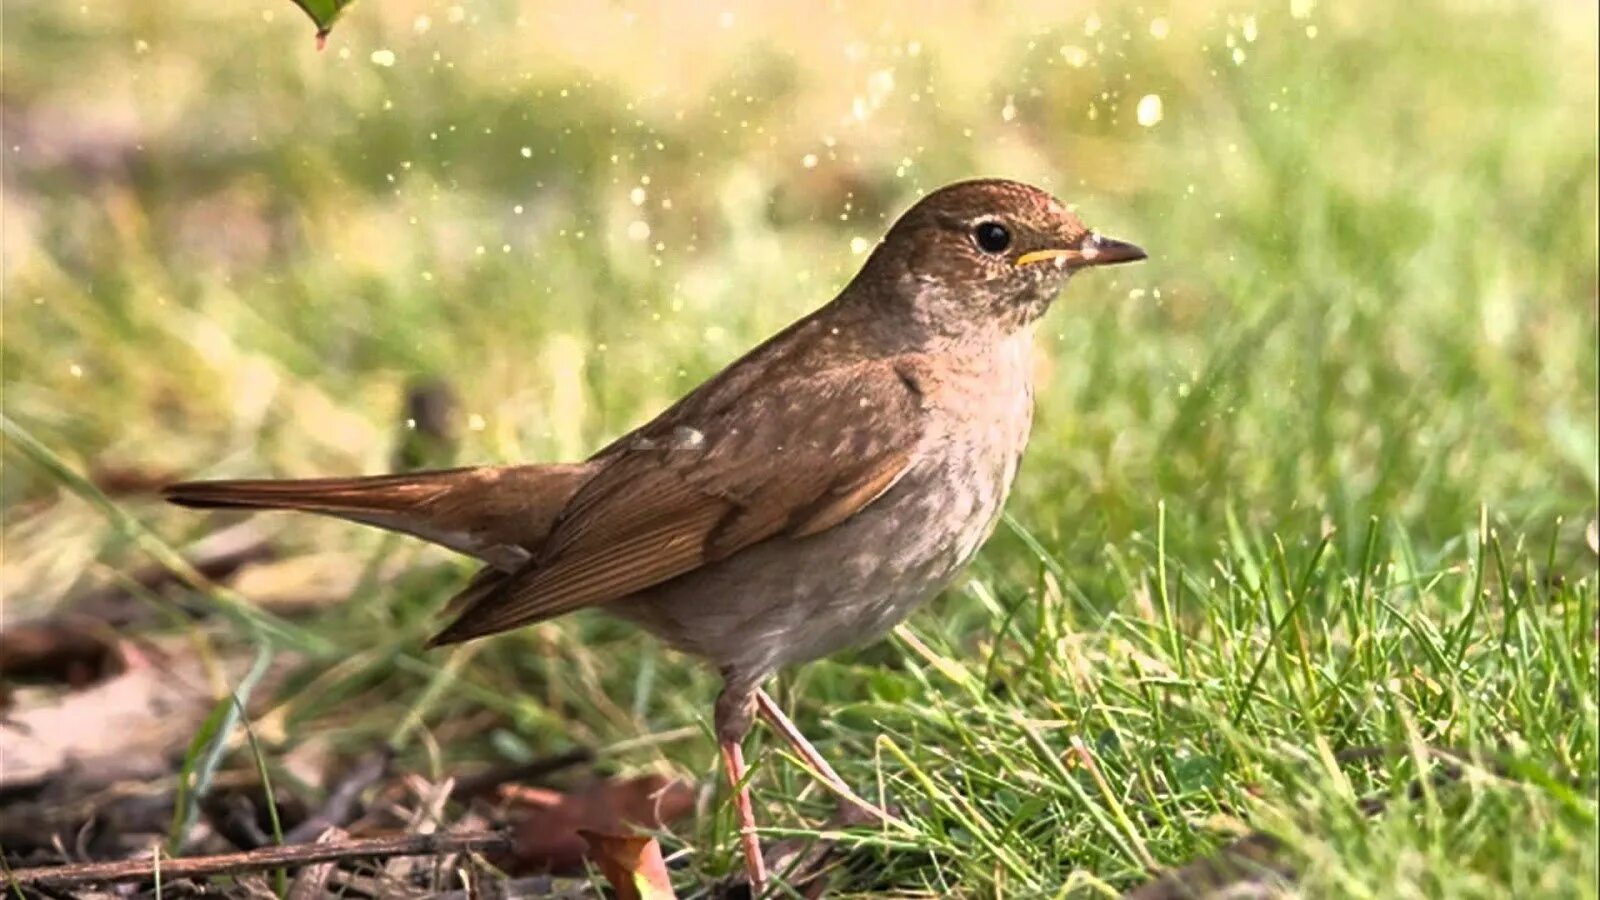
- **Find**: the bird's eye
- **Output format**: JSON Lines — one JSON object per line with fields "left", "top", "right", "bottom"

{"left": 974, "top": 221, "right": 1012, "bottom": 254}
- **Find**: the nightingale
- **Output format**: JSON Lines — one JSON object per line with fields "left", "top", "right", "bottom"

{"left": 165, "top": 178, "right": 1145, "bottom": 892}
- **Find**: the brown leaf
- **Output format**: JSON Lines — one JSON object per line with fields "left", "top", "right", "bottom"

{"left": 579, "top": 832, "right": 675, "bottom": 900}
{"left": 0, "top": 619, "right": 122, "bottom": 687}
{"left": 0, "top": 638, "right": 280, "bottom": 792}
{"left": 0, "top": 640, "right": 206, "bottom": 790}
{"left": 497, "top": 775, "right": 693, "bottom": 874}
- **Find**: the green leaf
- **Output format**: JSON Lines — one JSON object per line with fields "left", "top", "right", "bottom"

{"left": 167, "top": 699, "right": 232, "bottom": 854}
{"left": 167, "top": 646, "right": 275, "bottom": 854}
{"left": 289, "top": 0, "right": 357, "bottom": 43}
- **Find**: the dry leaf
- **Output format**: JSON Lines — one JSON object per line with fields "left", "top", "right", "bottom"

{"left": 579, "top": 832, "right": 676, "bottom": 900}
{"left": 0, "top": 619, "right": 121, "bottom": 687}
{"left": 498, "top": 775, "right": 693, "bottom": 874}
{"left": 0, "top": 641, "right": 212, "bottom": 790}
{"left": 0, "top": 639, "right": 274, "bottom": 792}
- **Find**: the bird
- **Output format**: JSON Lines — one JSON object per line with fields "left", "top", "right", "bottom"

{"left": 163, "top": 178, "right": 1145, "bottom": 893}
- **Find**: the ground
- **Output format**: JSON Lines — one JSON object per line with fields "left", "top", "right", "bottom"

{"left": 2, "top": 0, "right": 1597, "bottom": 896}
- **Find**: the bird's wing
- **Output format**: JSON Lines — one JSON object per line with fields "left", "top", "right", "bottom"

{"left": 427, "top": 356, "right": 925, "bottom": 645}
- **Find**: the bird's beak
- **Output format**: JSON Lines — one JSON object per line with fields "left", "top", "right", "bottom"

{"left": 1015, "top": 233, "right": 1147, "bottom": 270}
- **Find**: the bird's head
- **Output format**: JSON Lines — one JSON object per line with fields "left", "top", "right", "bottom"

{"left": 853, "top": 178, "right": 1145, "bottom": 337}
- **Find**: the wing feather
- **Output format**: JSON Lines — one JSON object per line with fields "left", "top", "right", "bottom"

{"left": 429, "top": 352, "right": 926, "bottom": 646}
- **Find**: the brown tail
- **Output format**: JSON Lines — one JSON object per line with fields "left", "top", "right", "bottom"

{"left": 164, "top": 464, "right": 595, "bottom": 571}
{"left": 164, "top": 468, "right": 468, "bottom": 513}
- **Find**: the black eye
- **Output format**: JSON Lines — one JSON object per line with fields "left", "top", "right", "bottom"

{"left": 974, "top": 221, "right": 1011, "bottom": 254}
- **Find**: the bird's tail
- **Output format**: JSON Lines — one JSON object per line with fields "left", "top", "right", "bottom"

{"left": 163, "top": 468, "right": 498, "bottom": 515}
{"left": 163, "top": 464, "right": 593, "bottom": 569}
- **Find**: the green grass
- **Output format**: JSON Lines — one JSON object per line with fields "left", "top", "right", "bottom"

{"left": 3, "top": 0, "right": 1597, "bottom": 896}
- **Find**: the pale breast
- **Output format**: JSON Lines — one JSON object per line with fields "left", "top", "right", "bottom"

{"left": 610, "top": 331, "right": 1036, "bottom": 682}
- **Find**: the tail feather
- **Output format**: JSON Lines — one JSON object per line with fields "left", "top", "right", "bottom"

{"left": 163, "top": 464, "right": 595, "bottom": 570}
{"left": 163, "top": 469, "right": 468, "bottom": 514}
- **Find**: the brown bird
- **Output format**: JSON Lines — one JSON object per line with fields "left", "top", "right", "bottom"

{"left": 164, "top": 178, "right": 1144, "bottom": 892}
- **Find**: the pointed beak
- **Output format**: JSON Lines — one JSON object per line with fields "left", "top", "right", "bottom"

{"left": 1015, "top": 233, "right": 1147, "bottom": 270}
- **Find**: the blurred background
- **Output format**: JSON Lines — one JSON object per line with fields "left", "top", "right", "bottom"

{"left": 6, "top": 0, "right": 1595, "bottom": 529}
{"left": 2, "top": 0, "right": 1597, "bottom": 895}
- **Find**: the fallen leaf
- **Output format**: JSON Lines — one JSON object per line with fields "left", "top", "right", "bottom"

{"left": 579, "top": 832, "right": 675, "bottom": 900}
{"left": 497, "top": 775, "right": 693, "bottom": 874}
{"left": 0, "top": 639, "right": 279, "bottom": 792}
{"left": 0, "top": 641, "right": 206, "bottom": 790}
{"left": 0, "top": 619, "right": 121, "bottom": 687}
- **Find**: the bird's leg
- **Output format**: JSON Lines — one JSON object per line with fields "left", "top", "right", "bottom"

{"left": 754, "top": 688, "right": 897, "bottom": 826}
{"left": 715, "top": 683, "right": 766, "bottom": 893}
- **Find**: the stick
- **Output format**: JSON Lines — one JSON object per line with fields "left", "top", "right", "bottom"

{"left": 6, "top": 831, "right": 512, "bottom": 888}
{"left": 451, "top": 748, "right": 593, "bottom": 797}
{"left": 281, "top": 749, "right": 393, "bottom": 844}
{"left": 285, "top": 828, "right": 346, "bottom": 900}
{"left": 429, "top": 874, "right": 565, "bottom": 899}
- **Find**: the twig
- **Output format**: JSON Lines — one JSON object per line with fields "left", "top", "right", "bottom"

{"left": 452, "top": 749, "right": 594, "bottom": 798}
{"left": 387, "top": 775, "right": 457, "bottom": 882}
{"left": 429, "top": 874, "right": 572, "bottom": 899}
{"left": 282, "top": 749, "right": 394, "bottom": 844}
{"left": 6, "top": 831, "right": 512, "bottom": 888}
{"left": 286, "top": 828, "right": 346, "bottom": 900}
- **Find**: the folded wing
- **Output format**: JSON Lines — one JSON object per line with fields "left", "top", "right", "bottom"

{"left": 428, "top": 357, "right": 925, "bottom": 645}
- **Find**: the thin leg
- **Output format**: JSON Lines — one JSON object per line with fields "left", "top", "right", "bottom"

{"left": 754, "top": 688, "right": 898, "bottom": 826}
{"left": 719, "top": 739, "right": 767, "bottom": 893}
{"left": 715, "top": 682, "right": 766, "bottom": 894}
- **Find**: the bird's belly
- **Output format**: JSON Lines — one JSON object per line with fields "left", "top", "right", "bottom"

{"left": 610, "top": 424, "right": 1025, "bottom": 679}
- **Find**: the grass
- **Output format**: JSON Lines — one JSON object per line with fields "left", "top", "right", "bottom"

{"left": 3, "top": 0, "right": 1597, "bottom": 896}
